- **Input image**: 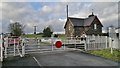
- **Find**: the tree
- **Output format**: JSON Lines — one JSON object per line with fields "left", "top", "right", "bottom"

{"left": 8, "top": 22, "right": 25, "bottom": 36}
{"left": 43, "top": 26, "right": 53, "bottom": 37}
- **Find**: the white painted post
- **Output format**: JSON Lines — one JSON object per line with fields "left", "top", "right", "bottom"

{"left": 84, "top": 39, "right": 87, "bottom": 51}
{"left": 4, "top": 47, "right": 7, "bottom": 58}
{"left": 52, "top": 38, "right": 54, "bottom": 51}
{"left": 63, "top": 40, "right": 65, "bottom": 50}
{"left": 75, "top": 38, "right": 76, "bottom": 49}
{"left": 22, "top": 39, "right": 25, "bottom": 57}
{"left": 111, "top": 38, "right": 113, "bottom": 54}
{"left": 105, "top": 36, "right": 108, "bottom": 49}
{"left": 14, "top": 39, "right": 16, "bottom": 56}
{"left": 4, "top": 37, "right": 8, "bottom": 58}
{"left": 0, "top": 34, "right": 3, "bottom": 62}
{"left": 87, "top": 36, "right": 89, "bottom": 50}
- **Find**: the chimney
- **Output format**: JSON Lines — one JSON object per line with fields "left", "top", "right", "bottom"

{"left": 66, "top": 5, "right": 68, "bottom": 19}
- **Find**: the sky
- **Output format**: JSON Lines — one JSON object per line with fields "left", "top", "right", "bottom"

{"left": 0, "top": 0, "right": 120, "bottom": 34}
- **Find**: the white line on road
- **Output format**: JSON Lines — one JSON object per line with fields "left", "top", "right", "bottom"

{"left": 33, "top": 57, "right": 43, "bottom": 68}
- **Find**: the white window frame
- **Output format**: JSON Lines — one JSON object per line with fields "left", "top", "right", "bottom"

{"left": 94, "top": 24, "right": 97, "bottom": 30}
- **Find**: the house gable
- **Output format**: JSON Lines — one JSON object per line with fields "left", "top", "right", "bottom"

{"left": 64, "top": 18, "right": 74, "bottom": 37}
{"left": 64, "top": 14, "right": 103, "bottom": 37}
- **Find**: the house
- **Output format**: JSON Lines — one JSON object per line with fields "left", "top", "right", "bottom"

{"left": 64, "top": 13, "right": 103, "bottom": 37}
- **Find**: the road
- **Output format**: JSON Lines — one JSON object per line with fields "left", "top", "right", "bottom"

{"left": 1, "top": 42, "right": 119, "bottom": 68}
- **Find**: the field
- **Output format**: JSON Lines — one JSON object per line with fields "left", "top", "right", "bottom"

{"left": 22, "top": 34, "right": 43, "bottom": 38}
{"left": 88, "top": 49, "right": 120, "bottom": 62}
{"left": 22, "top": 34, "right": 66, "bottom": 40}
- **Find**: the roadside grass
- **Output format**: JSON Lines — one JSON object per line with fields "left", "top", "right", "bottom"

{"left": 87, "top": 49, "right": 120, "bottom": 62}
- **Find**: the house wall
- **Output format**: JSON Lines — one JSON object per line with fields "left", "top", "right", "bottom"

{"left": 86, "top": 18, "right": 102, "bottom": 35}
{"left": 74, "top": 27, "right": 84, "bottom": 37}
{"left": 65, "top": 20, "right": 74, "bottom": 37}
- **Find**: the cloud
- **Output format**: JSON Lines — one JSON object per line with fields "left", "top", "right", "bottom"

{"left": 40, "top": 5, "right": 52, "bottom": 14}
{"left": 1, "top": 2, "right": 118, "bottom": 34}
{"left": 1, "top": 0, "right": 120, "bottom": 2}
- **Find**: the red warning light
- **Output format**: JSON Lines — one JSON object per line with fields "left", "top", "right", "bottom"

{"left": 55, "top": 41, "right": 62, "bottom": 48}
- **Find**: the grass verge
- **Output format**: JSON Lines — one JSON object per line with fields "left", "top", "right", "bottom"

{"left": 87, "top": 49, "right": 120, "bottom": 62}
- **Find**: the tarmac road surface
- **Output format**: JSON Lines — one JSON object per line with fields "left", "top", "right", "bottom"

{"left": 1, "top": 44, "right": 119, "bottom": 68}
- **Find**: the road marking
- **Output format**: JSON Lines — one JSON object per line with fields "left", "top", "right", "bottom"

{"left": 33, "top": 57, "right": 43, "bottom": 68}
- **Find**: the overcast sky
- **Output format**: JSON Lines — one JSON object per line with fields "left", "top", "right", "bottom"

{"left": 0, "top": 0, "right": 119, "bottom": 34}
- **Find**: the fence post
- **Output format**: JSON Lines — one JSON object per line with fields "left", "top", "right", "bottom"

{"left": 14, "top": 39, "right": 16, "bottom": 56}
{"left": 105, "top": 36, "right": 108, "bottom": 49}
{"left": 111, "top": 38, "right": 113, "bottom": 54}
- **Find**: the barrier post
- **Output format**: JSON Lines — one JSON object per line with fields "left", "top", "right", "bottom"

{"left": 14, "top": 39, "right": 16, "bottom": 56}
{"left": 63, "top": 40, "right": 65, "bottom": 50}
{"left": 75, "top": 38, "right": 76, "bottom": 49}
{"left": 4, "top": 47, "right": 7, "bottom": 58}
{"left": 84, "top": 39, "right": 87, "bottom": 51}
{"left": 51, "top": 37, "right": 54, "bottom": 51}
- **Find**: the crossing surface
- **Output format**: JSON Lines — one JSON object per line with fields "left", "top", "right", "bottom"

{"left": 2, "top": 44, "right": 118, "bottom": 67}
{"left": 1, "top": 38, "right": 119, "bottom": 68}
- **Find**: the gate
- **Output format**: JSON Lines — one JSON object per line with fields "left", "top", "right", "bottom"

{"left": 23, "top": 38, "right": 71, "bottom": 54}
{"left": 1, "top": 36, "right": 93, "bottom": 62}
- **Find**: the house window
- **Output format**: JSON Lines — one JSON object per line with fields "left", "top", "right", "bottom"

{"left": 94, "top": 24, "right": 97, "bottom": 29}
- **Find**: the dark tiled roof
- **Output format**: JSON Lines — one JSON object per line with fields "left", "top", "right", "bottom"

{"left": 68, "top": 16, "right": 96, "bottom": 27}
{"left": 69, "top": 17, "right": 84, "bottom": 26}
{"left": 84, "top": 16, "right": 95, "bottom": 26}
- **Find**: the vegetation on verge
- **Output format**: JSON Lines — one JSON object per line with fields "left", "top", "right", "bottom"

{"left": 87, "top": 49, "right": 120, "bottom": 62}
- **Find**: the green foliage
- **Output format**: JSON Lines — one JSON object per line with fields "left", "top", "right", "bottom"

{"left": 43, "top": 26, "right": 53, "bottom": 37}
{"left": 88, "top": 49, "right": 120, "bottom": 62}
{"left": 8, "top": 22, "right": 24, "bottom": 36}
